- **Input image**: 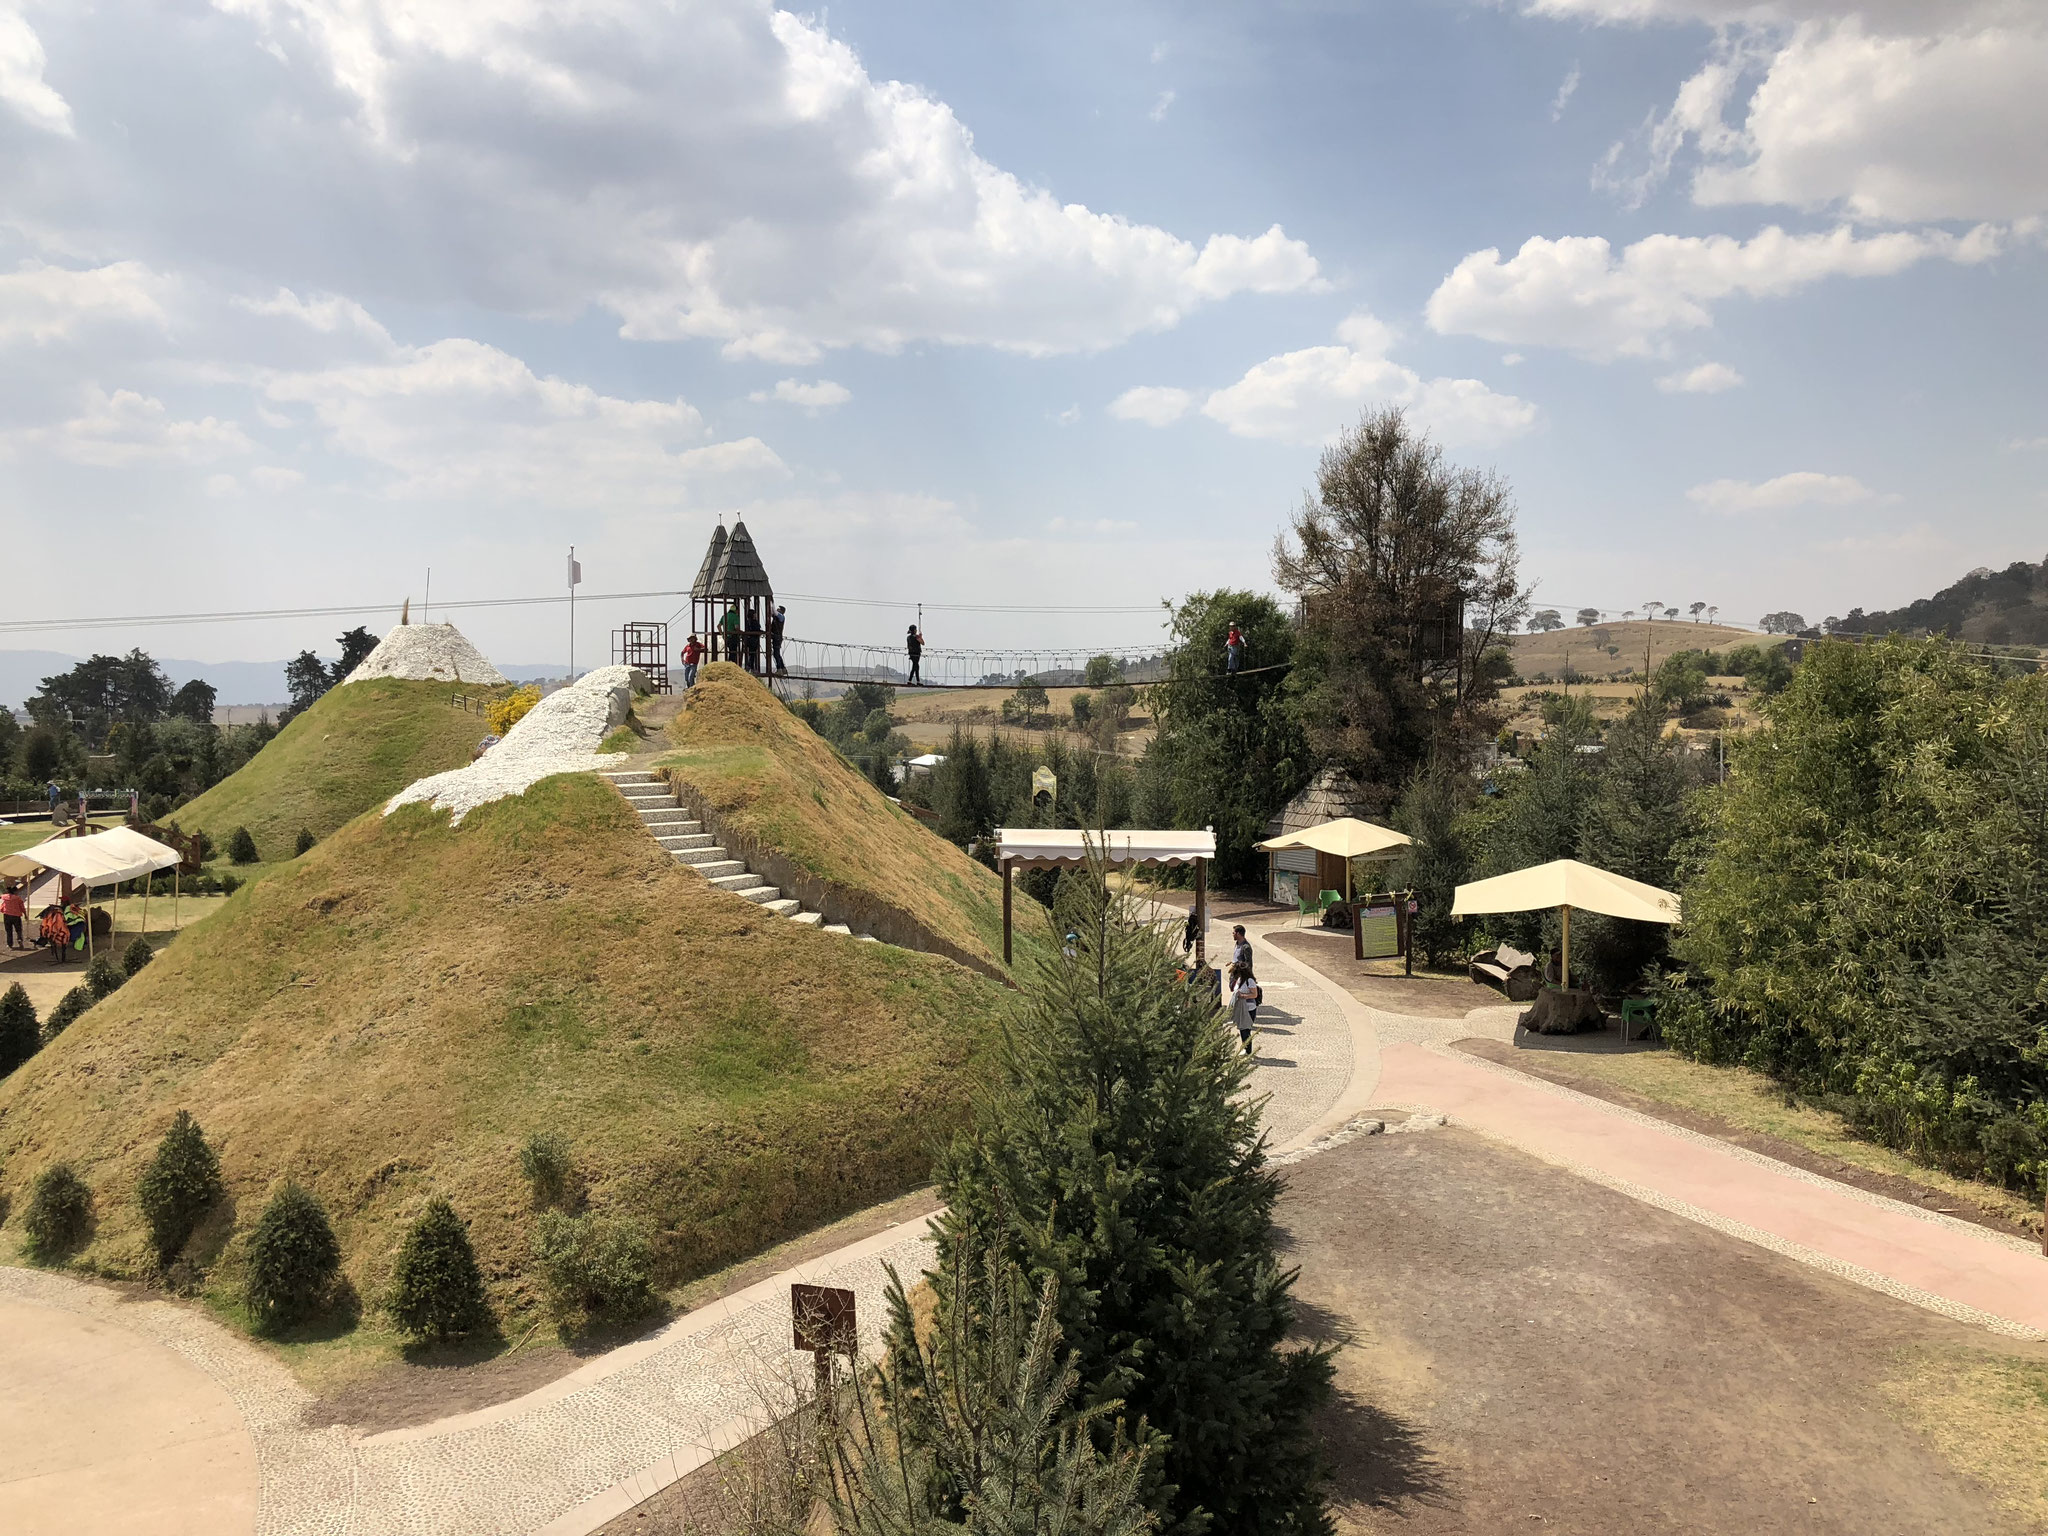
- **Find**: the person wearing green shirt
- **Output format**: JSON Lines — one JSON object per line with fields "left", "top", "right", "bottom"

{"left": 719, "top": 605, "right": 741, "bottom": 662}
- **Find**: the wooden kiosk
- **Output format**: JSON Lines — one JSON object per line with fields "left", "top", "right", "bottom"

{"left": 994, "top": 828, "right": 1217, "bottom": 966}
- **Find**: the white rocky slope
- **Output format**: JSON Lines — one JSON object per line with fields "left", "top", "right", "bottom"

{"left": 385, "top": 666, "right": 645, "bottom": 824}
{"left": 346, "top": 622, "right": 507, "bottom": 685}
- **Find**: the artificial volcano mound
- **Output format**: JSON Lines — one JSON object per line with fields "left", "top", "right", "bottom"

{"left": 345, "top": 621, "right": 508, "bottom": 685}
{"left": 0, "top": 764, "right": 1007, "bottom": 1321}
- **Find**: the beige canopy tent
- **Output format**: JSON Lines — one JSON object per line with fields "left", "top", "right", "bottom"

{"left": 1451, "top": 857, "right": 1680, "bottom": 990}
{"left": 1255, "top": 817, "right": 1411, "bottom": 903}
{"left": 0, "top": 826, "right": 184, "bottom": 952}
{"left": 993, "top": 828, "right": 1216, "bottom": 967}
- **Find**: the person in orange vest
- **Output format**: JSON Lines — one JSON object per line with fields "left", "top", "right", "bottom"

{"left": 40, "top": 903, "right": 70, "bottom": 964}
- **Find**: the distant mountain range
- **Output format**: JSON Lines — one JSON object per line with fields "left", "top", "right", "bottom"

{"left": 0, "top": 650, "right": 563, "bottom": 711}
{"left": 1838, "top": 557, "right": 2048, "bottom": 646}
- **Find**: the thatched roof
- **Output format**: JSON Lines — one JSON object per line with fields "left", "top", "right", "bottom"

{"left": 706, "top": 519, "right": 774, "bottom": 599}
{"left": 1266, "top": 767, "right": 1368, "bottom": 838}
{"left": 690, "top": 523, "right": 728, "bottom": 599}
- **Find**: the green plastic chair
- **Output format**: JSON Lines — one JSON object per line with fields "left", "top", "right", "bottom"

{"left": 1619, "top": 997, "right": 1656, "bottom": 1042}
{"left": 1297, "top": 891, "right": 1319, "bottom": 927}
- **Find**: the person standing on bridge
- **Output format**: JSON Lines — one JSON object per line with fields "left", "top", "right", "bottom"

{"left": 742, "top": 605, "right": 764, "bottom": 675}
{"left": 719, "top": 604, "right": 741, "bottom": 664}
{"left": 1225, "top": 621, "right": 1244, "bottom": 675}
{"left": 681, "top": 632, "right": 704, "bottom": 689}
{"left": 906, "top": 623, "right": 924, "bottom": 686}
{"left": 769, "top": 604, "right": 788, "bottom": 675}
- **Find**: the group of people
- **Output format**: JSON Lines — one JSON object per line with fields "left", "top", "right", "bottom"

{"left": 681, "top": 602, "right": 789, "bottom": 688}
{"left": 1180, "top": 912, "right": 1264, "bottom": 1057}
{"left": 2, "top": 881, "right": 88, "bottom": 963}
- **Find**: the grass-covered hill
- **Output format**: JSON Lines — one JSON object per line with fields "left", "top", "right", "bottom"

{"left": 1840, "top": 557, "right": 2048, "bottom": 646}
{"left": 661, "top": 664, "right": 1029, "bottom": 975}
{"left": 169, "top": 677, "right": 499, "bottom": 862}
{"left": 0, "top": 770, "right": 1009, "bottom": 1325}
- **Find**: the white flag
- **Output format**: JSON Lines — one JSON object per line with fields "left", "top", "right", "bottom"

{"left": 567, "top": 555, "right": 582, "bottom": 586}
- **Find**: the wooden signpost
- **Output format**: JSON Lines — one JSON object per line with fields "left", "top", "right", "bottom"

{"left": 792, "top": 1282, "right": 857, "bottom": 1398}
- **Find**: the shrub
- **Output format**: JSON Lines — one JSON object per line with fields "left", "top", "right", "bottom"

{"left": 388, "top": 1196, "right": 491, "bottom": 1341}
{"left": 219, "top": 873, "right": 242, "bottom": 896}
{"left": 519, "top": 1131, "right": 574, "bottom": 1208}
{"left": 44, "top": 985, "right": 93, "bottom": 1038}
{"left": 121, "top": 937, "right": 154, "bottom": 977}
{"left": 294, "top": 827, "right": 316, "bottom": 857}
{"left": 0, "top": 983, "right": 38, "bottom": 1077}
{"left": 484, "top": 684, "right": 542, "bottom": 737}
{"left": 23, "top": 1164, "right": 92, "bottom": 1260}
{"left": 533, "top": 1210, "right": 655, "bottom": 1323}
{"left": 84, "top": 953, "right": 125, "bottom": 1000}
{"left": 227, "top": 826, "right": 258, "bottom": 864}
{"left": 245, "top": 1182, "right": 341, "bottom": 1329}
{"left": 136, "top": 1110, "right": 224, "bottom": 1268}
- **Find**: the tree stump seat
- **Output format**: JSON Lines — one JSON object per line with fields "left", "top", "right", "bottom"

{"left": 1518, "top": 985, "right": 1605, "bottom": 1035}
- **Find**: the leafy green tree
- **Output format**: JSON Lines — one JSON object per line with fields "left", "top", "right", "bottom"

{"left": 0, "top": 983, "right": 39, "bottom": 1077}
{"left": 1275, "top": 406, "right": 1526, "bottom": 810}
{"left": 22, "top": 725, "right": 67, "bottom": 783}
{"left": 24, "top": 1164, "right": 92, "bottom": 1260}
{"left": 1083, "top": 655, "right": 1125, "bottom": 688}
{"left": 1528, "top": 610, "right": 1564, "bottom": 632}
{"left": 834, "top": 1243, "right": 1154, "bottom": 1536}
{"left": 1576, "top": 699, "right": 1698, "bottom": 987}
{"left": 0, "top": 704, "right": 20, "bottom": 779}
{"left": 331, "top": 626, "right": 378, "bottom": 684}
{"left": 936, "top": 858, "right": 1331, "bottom": 1536}
{"left": 84, "top": 954, "right": 124, "bottom": 1000}
{"left": 933, "top": 730, "right": 1002, "bottom": 855}
{"left": 28, "top": 650, "right": 173, "bottom": 748}
{"left": 1652, "top": 652, "right": 1710, "bottom": 716}
{"left": 228, "top": 825, "right": 259, "bottom": 864}
{"left": 245, "top": 1183, "right": 342, "bottom": 1329}
{"left": 1010, "top": 679, "right": 1049, "bottom": 725}
{"left": 1391, "top": 764, "right": 1473, "bottom": 967}
{"left": 1576, "top": 608, "right": 1600, "bottom": 627}
{"left": 122, "top": 938, "right": 154, "bottom": 976}
{"left": 1141, "top": 590, "right": 1307, "bottom": 885}
{"left": 532, "top": 1210, "right": 655, "bottom": 1323}
{"left": 1070, "top": 692, "right": 1094, "bottom": 728}
{"left": 169, "top": 678, "right": 218, "bottom": 725}
{"left": 285, "top": 650, "right": 332, "bottom": 716}
{"left": 137, "top": 1110, "right": 224, "bottom": 1268}
{"left": 388, "top": 1196, "right": 492, "bottom": 1341}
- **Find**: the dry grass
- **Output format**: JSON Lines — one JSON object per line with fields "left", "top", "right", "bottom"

{"left": 1882, "top": 1348, "right": 2048, "bottom": 1528}
{"left": 883, "top": 683, "right": 1154, "bottom": 756}
{"left": 0, "top": 770, "right": 1010, "bottom": 1347}
{"left": 168, "top": 677, "right": 499, "bottom": 862}
{"left": 663, "top": 664, "right": 1040, "bottom": 972}
{"left": 1531, "top": 1049, "right": 2042, "bottom": 1230}
{"left": 1510, "top": 618, "right": 1779, "bottom": 680}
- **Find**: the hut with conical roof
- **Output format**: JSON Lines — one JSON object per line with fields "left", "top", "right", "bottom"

{"left": 690, "top": 519, "right": 776, "bottom": 675}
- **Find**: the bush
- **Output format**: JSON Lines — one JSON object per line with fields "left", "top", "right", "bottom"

{"left": 136, "top": 1110, "right": 224, "bottom": 1268}
{"left": 23, "top": 1164, "right": 92, "bottom": 1259}
{"left": 219, "top": 873, "right": 242, "bottom": 897}
{"left": 227, "top": 826, "right": 258, "bottom": 864}
{"left": 121, "top": 937, "right": 154, "bottom": 977}
{"left": 294, "top": 827, "right": 316, "bottom": 857}
{"left": 519, "top": 1131, "right": 574, "bottom": 1208}
{"left": 44, "top": 985, "right": 93, "bottom": 1038}
{"left": 84, "top": 953, "right": 125, "bottom": 1000}
{"left": 388, "top": 1196, "right": 491, "bottom": 1341}
{"left": 245, "top": 1183, "right": 341, "bottom": 1329}
{"left": 484, "top": 684, "right": 541, "bottom": 737}
{"left": 0, "top": 982, "right": 38, "bottom": 1077}
{"left": 533, "top": 1210, "right": 655, "bottom": 1323}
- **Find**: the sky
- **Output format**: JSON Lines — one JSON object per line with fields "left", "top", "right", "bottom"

{"left": 1, "top": 0, "right": 2043, "bottom": 676}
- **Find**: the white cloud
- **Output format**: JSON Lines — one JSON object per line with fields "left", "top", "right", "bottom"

{"left": 173, "top": 0, "right": 1319, "bottom": 361}
{"left": 1520, "top": 1, "right": 2021, "bottom": 26}
{"left": 1052, "top": 403, "right": 1080, "bottom": 426}
{"left": 0, "top": 261, "right": 167, "bottom": 344}
{"left": 3, "top": 385, "right": 253, "bottom": 467}
{"left": 1107, "top": 386, "right": 1196, "bottom": 427}
{"left": 1116, "top": 311, "right": 1536, "bottom": 448}
{"left": 1687, "top": 470, "right": 1874, "bottom": 513}
{"left": 1657, "top": 361, "right": 1744, "bottom": 392}
{"left": 250, "top": 464, "right": 305, "bottom": 490}
{"left": 0, "top": 5, "right": 72, "bottom": 134}
{"left": 2006, "top": 434, "right": 2048, "bottom": 452}
{"left": 1550, "top": 64, "right": 1581, "bottom": 120}
{"left": 1150, "top": 89, "right": 1176, "bottom": 122}
{"left": 1426, "top": 223, "right": 1999, "bottom": 359}
{"left": 750, "top": 378, "right": 851, "bottom": 409}
{"left": 262, "top": 336, "right": 783, "bottom": 507}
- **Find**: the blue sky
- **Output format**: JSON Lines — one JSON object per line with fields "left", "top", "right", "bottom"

{"left": 0, "top": 0, "right": 2042, "bottom": 672}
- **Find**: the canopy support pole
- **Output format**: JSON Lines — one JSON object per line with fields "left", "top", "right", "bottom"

{"left": 1561, "top": 903, "right": 1571, "bottom": 991}
{"left": 1002, "top": 858, "right": 1013, "bottom": 967}
{"left": 1193, "top": 857, "right": 1207, "bottom": 968}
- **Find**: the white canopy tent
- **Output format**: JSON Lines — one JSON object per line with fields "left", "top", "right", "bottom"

{"left": 0, "top": 826, "right": 185, "bottom": 952}
{"left": 993, "top": 828, "right": 1217, "bottom": 966}
{"left": 1451, "top": 857, "right": 1680, "bottom": 991}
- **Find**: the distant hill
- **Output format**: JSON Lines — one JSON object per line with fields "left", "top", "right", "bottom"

{"left": 1510, "top": 619, "right": 1778, "bottom": 682}
{"left": 1837, "top": 558, "right": 2048, "bottom": 646}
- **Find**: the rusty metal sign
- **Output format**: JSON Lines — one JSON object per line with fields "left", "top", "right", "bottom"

{"left": 791, "top": 1283, "right": 857, "bottom": 1356}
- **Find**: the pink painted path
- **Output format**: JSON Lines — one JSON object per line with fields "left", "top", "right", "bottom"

{"left": 1372, "top": 1042, "right": 2048, "bottom": 1337}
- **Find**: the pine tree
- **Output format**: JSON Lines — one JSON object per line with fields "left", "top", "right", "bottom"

{"left": 228, "top": 825, "right": 259, "bottom": 864}
{"left": 0, "top": 982, "right": 39, "bottom": 1077}
{"left": 136, "top": 1110, "right": 224, "bottom": 1268}
{"left": 85, "top": 953, "right": 125, "bottom": 1000}
{"left": 122, "top": 937, "right": 154, "bottom": 977}
{"left": 43, "top": 985, "right": 93, "bottom": 1038}
{"left": 388, "top": 1196, "right": 491, "bottom": 1341}
{"left": 937, "top": 853, "right": 1331, "bottom": 1536}
{"left": 24, "top": 1164, "right": 93, "bottom": 1260}
{"left": 245, "top": 1182, "right": 342, "bottom": 1329}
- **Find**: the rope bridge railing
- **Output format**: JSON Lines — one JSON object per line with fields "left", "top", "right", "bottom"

{"left": 702, "top": 635, "right": 1167, "bottom": 690}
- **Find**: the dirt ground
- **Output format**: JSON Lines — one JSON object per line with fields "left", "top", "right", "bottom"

{"left": 1286, "top": 1123, "right": 2041, "bottom": 1534}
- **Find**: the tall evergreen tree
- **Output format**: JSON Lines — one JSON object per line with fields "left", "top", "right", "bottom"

{"left": 137, "top": 1110, "right": 224, "bottom": 1268}
{"left": 0, "top": 983, "right": 40, "bottom": 1077}
{"left": 936, "top": 854, "right": 1330, "bottom": 1536}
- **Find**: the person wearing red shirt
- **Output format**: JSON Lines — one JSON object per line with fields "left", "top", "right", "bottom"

{"left": 681, "top": 632, "right": 705, "bottom": 689}
{"left": 1, "top": 883, "right": 25, "bottom": 949}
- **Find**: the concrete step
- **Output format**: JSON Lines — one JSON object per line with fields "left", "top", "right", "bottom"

{"left": 709, "top": 871, "right": 769, "bottom": 893}
{"left": 636, "top": 808, "right": 696, "bottom": 828}
{"left": 601, "top": 770, "right": 658, "bottom": 785}
{"left": 671, "top": 844, "right": 729, "bottom": 863}
{"left": 858, "top": 934, "right": 880, "bottom": 943}
{"left": 760, "top": 897, "right": 802, "bottom": 917}
{"left": 655, "top": 833, "right": 717, "bottom": 851}
{"left": 686, "top": 857, "right": 744, "bottom": 877}
{"left": 787, "top": 910, "right": 825, "bottom": 927}
{"left": 736, "top": 885, "right": 785, "bottom": 905}
{"left": 821, "top": 922, "right": 852, "bottom": 936}
{"left": 618, "top": 786, "right": 672, "bottom": 803}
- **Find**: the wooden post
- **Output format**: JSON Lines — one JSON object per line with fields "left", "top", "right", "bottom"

{"left": 1193, "top": 857, "right": 1207, "bottom": 967}
{"left": 1560, "top": 903, "right": 1572, "bottom": 991}
{"left": 1002, "top": 857, "right": 1013, "bottom": 966}
{"left": 1404, "top": 890, "right": 1414, "bottom": 977}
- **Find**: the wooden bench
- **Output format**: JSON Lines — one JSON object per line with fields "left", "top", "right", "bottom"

{"left": 1469, "top": 943, "right": 1541, "bottom": 1002}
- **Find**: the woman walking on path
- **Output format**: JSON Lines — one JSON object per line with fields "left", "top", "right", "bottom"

{"left": 1229, "top": 963, "right": 1260, "bottom": 1057}
{"left": 2, "top": 883, "right": 24, "bottom": 949}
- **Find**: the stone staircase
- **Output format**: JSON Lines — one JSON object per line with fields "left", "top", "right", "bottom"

{"left": 601, "top": 769, "right": 865, "bottom": 937}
